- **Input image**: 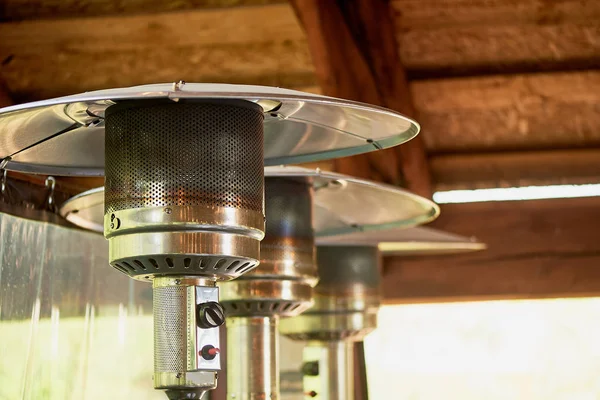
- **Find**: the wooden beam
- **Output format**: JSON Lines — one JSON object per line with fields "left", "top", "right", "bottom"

{"left": 393, "top": 0, "right": 600, "bottom": 78}
{"left": 1, "top": 0, "right": 597, "bottom": 98}
{"left": 382, "top": 197, "right": 600, "bottom": 302}
{"left": 0, "top": 0, "right": 286, "bottom": 21}
{"left": 431, "top": 148, "right": 600, "bottom": 191}
{"left": 290, "top": 0, "right": 431, "bottom": 197}
{"left": 0, "top": 78, "right": 12, "bottom": 107}
{"left": 0, "top": 4, "right": 315, "bottom": 102}
{"left": 413, "top": 70, "right": 600, "bottom": 154}
{"left": 392, "top": 0, "right": 600, "bottom": 29}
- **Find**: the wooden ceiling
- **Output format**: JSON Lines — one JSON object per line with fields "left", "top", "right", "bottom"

{"left": 1, "top": 0, "right": 600, "bottom": 302}
{"left": 1, "top": 0, "right": 599, "bottom": 191}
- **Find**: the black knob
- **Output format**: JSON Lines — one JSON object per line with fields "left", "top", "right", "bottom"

{"left": 302, "top": 361, "right": 319, "bottom": 376}
{"left": 196, "top": 301, "right": 225, "bottom": 329}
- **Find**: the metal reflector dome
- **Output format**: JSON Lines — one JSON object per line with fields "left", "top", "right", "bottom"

{"left": 59, "top": 166, "right": 439, "bottom": 235}
{"left": 316, "top": 226, "right": 486, "bottom": 255}
{"left": 0, "top": 83, "right": 419, "bottom": 176}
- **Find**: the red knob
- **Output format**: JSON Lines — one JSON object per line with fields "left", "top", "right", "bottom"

{"left": 200, "top": 345, "right": 220, "bottom": 360}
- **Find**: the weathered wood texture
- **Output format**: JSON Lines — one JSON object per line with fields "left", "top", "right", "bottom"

{"left": 431, "top": 148, "right": 600, "bottom": 190}
{"left": 383, "top": 197, "right": 600, "bottom": 302}
{"left": 393, "top": 0, "right": 600, "bottom": 78}
{"left": 1, "top": 5, "right": 597, "bottom": 152}
{"left": 2, "top": 0, "right": 598, "bottom": 78}
{"left": 0, "top": 4, "right": 315, "bottom": 102}
{"left": 0, "top": 0, "right": 286, "bottom": 21}
{"left": 290, "top": 0, "right": 431, "bottom": 196}
{"left": 414, "top": 70, "right": 600, "bottom": 154}
{"left": 0, "top": 79, "right": 11, "bottom": 107}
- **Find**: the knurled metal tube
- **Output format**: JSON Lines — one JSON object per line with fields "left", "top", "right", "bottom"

{"left": 152, "top": 277, "right": 218, "bottom": 397}
{"left": 227, "top": 316, "right": 279, "bottom": 400}
{"left": 303, "top": 341, "right": 354, "bottom": 400}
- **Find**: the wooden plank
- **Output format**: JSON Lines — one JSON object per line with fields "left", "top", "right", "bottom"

{"left": 0, "top": 4, "right": 315, "bottom": 101}
{"left": 290, "top": 0, "right": 432, "bottom": 197}
{"left": 1, "top": 0, "right": 598, "bottom": 97}
{"left": 431, "top": 148, "right": 600, "bottom": 190}
{"left": 339, "top": 0, "right": 431, "bottom": 197}
{"left": 289, "top": 0, "right": 388, "bottom": 182}
{"left": 392, "top": 0, "right": 600, "bottom": 29}
{"left": 382, "top": 197, "right": 600, "bottom": 302}
{"left": 0, "top": 0, "right": 286, "bottom": 21}
{"left": 413, "top": 71, "right": 600, "bottom": 154}
{"left": 393, "top": 0, "right": 600, "bottom": 77}
{"left": 0, "top": 79, "right": 11, "bottom": 107}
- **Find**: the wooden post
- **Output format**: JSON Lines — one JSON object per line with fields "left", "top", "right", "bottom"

{"left": 290, "top": 0, "right": 432, "bottom": 197}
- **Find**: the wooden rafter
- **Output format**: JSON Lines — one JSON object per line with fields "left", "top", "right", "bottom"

{"left": 382, "top": 197, "right": 600, "bottom": 303}
{"left": 290, "top": 0, "right": 432, "bottom": 197}
{"left": 0, "top": 79, "right": 11, "bottom": 107}
{"left": 431, "top": 148, "right": 600, "bottom": 191}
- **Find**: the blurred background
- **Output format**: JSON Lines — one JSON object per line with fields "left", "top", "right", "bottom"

{"left": 1, "top": 0, "right": 600, "bottom": 399}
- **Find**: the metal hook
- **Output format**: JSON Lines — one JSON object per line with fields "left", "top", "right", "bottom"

{"left": 0, "top": 157, "right": 11, "bottom": 194}
{"left": 45, "top": 176, "right": 56, "bottom": 211}
{"left": 170, "top": 81, "right": 186, "bottom": 102}
{"left": 172, "top": 80, "right": 186, "bottom": 91}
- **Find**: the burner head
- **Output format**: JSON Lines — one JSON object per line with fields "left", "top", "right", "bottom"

{"left": 103, "top": 99, "right": 265, "bottom": 282}
{"left": 220, "top": 177, "right": 317, "bottom": 317}
{"left": 280, "top": 245, "right": 381, "bottom": 342}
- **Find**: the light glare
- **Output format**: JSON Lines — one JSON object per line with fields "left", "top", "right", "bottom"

{"left": 433, "top": 184, "right": 600, "bottom": 204}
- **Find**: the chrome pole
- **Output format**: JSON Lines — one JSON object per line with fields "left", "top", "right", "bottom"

{"left": 303, "top": 341, "right": 354, "bottom": 400}
{"left": 226, "top": 316, "right": 279, "bottom": 400}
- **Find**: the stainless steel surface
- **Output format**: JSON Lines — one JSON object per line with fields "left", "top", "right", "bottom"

{"left": 108, "top": 228, "right": 260, "bottom": 282}
{"left": 317, "top": 226, "right": 486, "bottom": 255}
{"left": 59, "top": 186, "right": 104, "bottom": 232}
{"left": 60, "top": 167, "right": 439, "bottom": 237}
{"left": 281, "top": 310, "right": 379, "bottom": 343}
{"left": 103, "top": 100, "right": 264, "bottom": 214}
{"left": 220, "top": 280, "right": 314, "bottom": 317}
{"left": 227, "top": 316, "right": 279, "bottom": 400}
{"left": 267, "top": 166, "right": 439, "bottom": 235}
{"left": 103, "top": 206, "right": 264, "bottom": 239}
{"left": 220, "top": 177, "right": 316, "bottom": 318}
{"left": 0, "top": 83, "right": 419, "bottom": 175}
{"left": 280, "top": 246, "right": 381, "bottom": 342}
{"left": 105, "top": 205, "right": 263, "bottom": 281}
{"left": 303, "top": 342, "right": 354, "bottom": 400}
{"left": 102, "top": 99, "right": 265, "bottom": 282}
{"left": 0, "top": 212, "right": 160, "bottom": 399}
{"left": 222, "top": 178, "right": 314, "bottom": 400}
{"left": 152, "top": 277, "right": 221, "bottom": 398}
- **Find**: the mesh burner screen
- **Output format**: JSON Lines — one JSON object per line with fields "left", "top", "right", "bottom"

{"left": 104, "top": 99, "right": 264, "bottom": 214}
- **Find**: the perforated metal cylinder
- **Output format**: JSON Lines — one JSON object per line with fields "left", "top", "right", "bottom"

{"left": 280, "top": 246, "right": 382, "bottom": 342}
{"left": 103, "top": 99, "right": 265, "bottom": 281}
{"left": 153, "top": 285, "right": 188, "bottom": 374}
{"left": 220, "top": 178, "right": 316, "bottom": 318}
{"left": 152, "top": 277, "right": 219, "bottom": 398}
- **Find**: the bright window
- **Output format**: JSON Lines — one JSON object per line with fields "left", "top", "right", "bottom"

{"left": 366, "top": 298, "right": 600, "bottom": 399}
